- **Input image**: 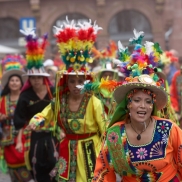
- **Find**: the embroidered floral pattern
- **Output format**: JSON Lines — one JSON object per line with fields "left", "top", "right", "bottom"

{"left": 129, "top": 150, "right": 134, "bottom": 159}
{"left": 69, "top": 119, "right": 81, "bottom": 131}
{"left": 135, "top": 162, "right": 157, "bottom": 172}
{"left": 157, "top": 121, "right": 170, "bottom": 134}
{"left": 136, "top": 148, "right": 148, "bottom": 160}
{"left": 20, "top": 170, "right": 29, "bottom": 178}
{"left": 58, "top": 157, "right": 67, "bottom": 175}
{"left": 128, "top": 120, "right": 172, "bottom": 162}
{"left": 0, "top": 96, "right": 17, "bottom": 146}
{"left": 60, "top": 93, "right": 90, "bottom": 134}
{"left": 108, "top": 132, "right": 119, "bottom": 143}
{"left": 150, "top": 141, "right": 164, "bottom": 158}
{"left": 162, "top": 133, "right": 168, "bottom": 144}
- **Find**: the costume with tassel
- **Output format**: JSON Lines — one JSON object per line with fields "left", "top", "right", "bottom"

{"left": 29, "top": 17, "right": 106, "bottom": 182}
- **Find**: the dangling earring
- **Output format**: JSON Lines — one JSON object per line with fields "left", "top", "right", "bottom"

{"left": 150, "top": 105, "right": 152, "bottom": 109}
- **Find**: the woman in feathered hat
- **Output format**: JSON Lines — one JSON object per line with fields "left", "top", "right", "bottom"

{"left": 26, "top": 17, "right": 106, "bottom": 182}
{"left": 13, "top": 29, "right": 58, "bottom": 182}
{"left": 92, "top": 30, "right": 182, "bottom": 182}
{"left": 0, "top": 55, "right": 33, "bottom": 181}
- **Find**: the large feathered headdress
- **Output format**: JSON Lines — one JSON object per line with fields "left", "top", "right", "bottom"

{"left": 19, "top": 28, "right": 49, "bottom": 76}
{"left": 54, "top": 16, "right": 102, "bottom": 75}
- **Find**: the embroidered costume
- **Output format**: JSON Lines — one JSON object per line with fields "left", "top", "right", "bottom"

{"left": 93, "top": 117, "right": 182, "bottom": 182}
{"left": 29, "top": 17, "right": 105, "bottom": 182}
{"left": 92, "top": 29, "right": 182, "bottom": 181}
{"left": 0, "top": 55, "right": 32, "bottom": 182}
{"left": 30, "top": 93, "right": 105, "bottom": 182}
{"left": 0, "top": 95, "right": 32, "bottom": 182}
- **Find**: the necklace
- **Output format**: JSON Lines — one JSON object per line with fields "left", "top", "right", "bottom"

{"left": 130, "top": 119, "right": 150, "bottom": 140}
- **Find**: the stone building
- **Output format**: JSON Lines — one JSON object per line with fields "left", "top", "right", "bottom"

{"left": 0, "top": 0, "right": 182, "bottom": 57}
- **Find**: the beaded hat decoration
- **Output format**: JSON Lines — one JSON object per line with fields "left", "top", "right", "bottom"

{"left": 53, "top": 16, "right": 102, "bottom": 75}
{"left": 20, "top": 28, "right": 50, "bottom": 76}
{"left": 1, "top": 55, "right": 27, "bottom": 87}
{"left": 112, "top": 29, "right": 168, "bottom": 111}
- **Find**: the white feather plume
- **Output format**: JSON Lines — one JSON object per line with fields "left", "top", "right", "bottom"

{"left": 118, "top": 41, "right": 128, "bottom": 52}
{"left": 129, "top": 29, "right": 144, "bottom": 42}
{"left": 19, "top": 28, "right": 36, "bottom": 38}
{"left": 112, "top": 58, "right": 121, "bottom": 65}
{"left": 144, "top": 41, "right": 154, "bottom": 55}
{"left": 76, "top": 80, "right": 90, "bottom": 90}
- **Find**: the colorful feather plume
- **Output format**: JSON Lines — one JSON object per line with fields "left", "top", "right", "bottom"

{"left": 76, "top": 78, "right": 120, "bottom": 95}
{"left": 54, "top": 16, "right": 102, "bottom": 70}
{"left": 2, "top": 55, "right": 25, "bottom": 71}
{"left": 92, "top": 40, "right": 118, "bottom": 69}
{"left": 159, "top": 51, "right": 178, "bottom": 67}
{"left": 117, "top": 29, "right": 163, "bottom": 85}
{"left": 20, "top": 28, "right": 48, "bottom": 69}
{"left": 129, "top": 29, "right": 144, "bottom": 45}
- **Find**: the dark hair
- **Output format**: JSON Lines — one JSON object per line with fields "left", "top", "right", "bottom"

{"left": 1, "top": 74, "right": 24, "bottom": 96}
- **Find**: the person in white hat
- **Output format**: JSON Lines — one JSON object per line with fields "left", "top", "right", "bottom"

{"left": 26, "top": 17, "right": 105, "bottom": 182}
{"left": 14, "top": 29, "right": 58, "bottom": 182}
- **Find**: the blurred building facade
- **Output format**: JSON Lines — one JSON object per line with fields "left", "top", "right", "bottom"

{"left": 0, "top": 0, "right": 182, "bottom": 57}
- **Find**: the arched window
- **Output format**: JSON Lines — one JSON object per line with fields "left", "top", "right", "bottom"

{"left": 108, "top": 10, "right": 152, "bottom": 45}
{"left": 0, "top": 17, "right": 19, "bottom": 40}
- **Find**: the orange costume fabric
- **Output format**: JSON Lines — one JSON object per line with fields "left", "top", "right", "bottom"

{"left": 0, "top": 96, "right": 26, "bottom": 168}
{"left": 92, "top": 116, "right": 182, "bottom": 182}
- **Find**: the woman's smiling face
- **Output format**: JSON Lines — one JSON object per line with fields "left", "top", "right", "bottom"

{"left": 128, "top": 90, "right": 153, "bottom": 123}
{"left": 8, "top": 76, "right": 22, "bottom": 91}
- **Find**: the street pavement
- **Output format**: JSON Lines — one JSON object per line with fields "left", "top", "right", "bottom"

{"left": 0, "top": 171, "right": 11, "bottom": 182}
{"left": 0, "top": 170, "right": 121, "bottom": 182}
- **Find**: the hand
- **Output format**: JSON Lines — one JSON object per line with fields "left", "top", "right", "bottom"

{"left": 0, "top": 113, "right": 8, "bottom": 121}
{"left": 15, "top": 141, "right": 23, "bottom": 153}
{"left": 60, "top": 130, "right": 65, "bottom": 140}
{"left": 25, "top": 123, "right": 37, "bottom": 131}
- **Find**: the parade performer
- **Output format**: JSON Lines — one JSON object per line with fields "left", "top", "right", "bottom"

{"left": 27, "top": 17, "right": 105, "bottom": 182}
{"left": 92, "top": 29, "right": 182, "bottom": 182}
{"left": 14, "top": 29, "right": 58, "bottom": 182}
{"left": 92, "top": 42, "right": 119, "bottom": 120}
{"left": 0, "top": 55, "right": 33, "bottom": 182}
